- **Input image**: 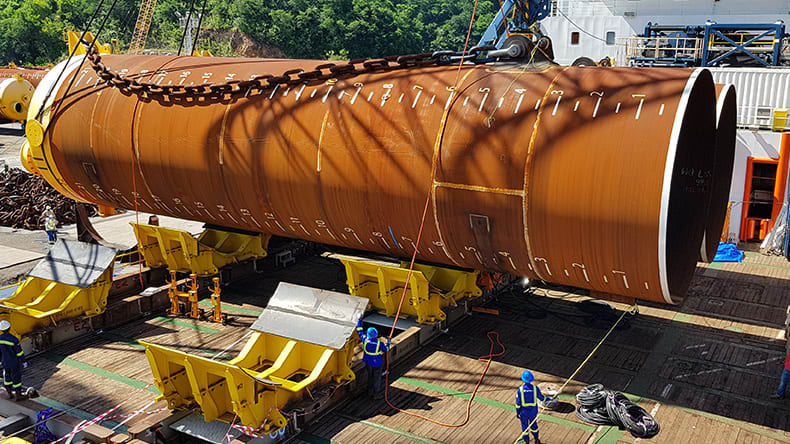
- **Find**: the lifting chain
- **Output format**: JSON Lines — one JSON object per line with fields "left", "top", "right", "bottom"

{"left": 85, "top": 45, "right": 496, "bottom": 106}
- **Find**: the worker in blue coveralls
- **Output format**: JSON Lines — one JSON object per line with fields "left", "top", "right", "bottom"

{"left": 516, "top": 370, "right": 549, "bottom": 444}
{"left": 356, "top": 320, "right": 390, "bottom": 399}
{"left": 0, "top": 320, "right": 27, "bottom": 401}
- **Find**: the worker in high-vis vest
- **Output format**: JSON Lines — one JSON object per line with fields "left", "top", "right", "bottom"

{"left": 0, "top": 320, "right": 27, "bottom": 401}
{"left": 516, "top": 370, "right": 548, "bottom": 444}
{"left": 356, "top": 320, "right": 389, "bottom": 399}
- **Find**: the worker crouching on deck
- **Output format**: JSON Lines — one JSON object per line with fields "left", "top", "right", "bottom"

{"left": 356, "top": 320, "right": 390, "bottom": 399}
{"left": 516, "top": 370, "right": 550, "bottom": 444}
{"left": 0, "top": 320, "right": 27, "bottom": 401}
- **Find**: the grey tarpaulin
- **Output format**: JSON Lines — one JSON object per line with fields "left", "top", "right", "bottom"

{"left": 250, "top": 282, "right": 369, "bottom": 350}
{"left": 28, "top": 239, "right": 117, "bottom": 288}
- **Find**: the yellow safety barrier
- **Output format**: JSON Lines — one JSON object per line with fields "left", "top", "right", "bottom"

{"left": 340, "top": 259, "right": 482, "bottom": 324}
{"left": 143, "top": 328, "right": 357, "bottom": 432}
{"left": 131, "top": 223, "right": 270, "bottom": 276}
{"left": 0, "top": 240, "right": 116, "bottom": 336}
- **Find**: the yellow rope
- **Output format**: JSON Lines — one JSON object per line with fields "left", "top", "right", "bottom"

{"left": 514, "top": 303, "right": 638, "bottom": 443}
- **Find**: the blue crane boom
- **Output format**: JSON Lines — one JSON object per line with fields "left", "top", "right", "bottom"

{"left": 477, "top": 0, "right": 551, "bottom": 48}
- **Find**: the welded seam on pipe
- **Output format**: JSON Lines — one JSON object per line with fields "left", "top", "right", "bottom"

{"left": 658, "top": 68, "right": 706, "bottom": 304}
{"left": 429, "top": 68, "right": 478, "bottom": 267}
{"left": 522, "top": 66, "right": 569, "bottom": 282}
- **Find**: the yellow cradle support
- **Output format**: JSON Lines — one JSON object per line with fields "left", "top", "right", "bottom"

{"left": 0, "top": 240, "right": 116, "bottom": 336}
{"left": 340, "top": 259, "right": 482, "bottom": 324}
{"left": 143, "top": 283, "right": 367, "bottom": 433}
{"left": 131, "top": 223, "right": 270, "bottom": 276}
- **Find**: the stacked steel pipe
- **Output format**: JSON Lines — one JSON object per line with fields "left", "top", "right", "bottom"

{"left": 22, "top": 54, "right": 734, "bottom": 303}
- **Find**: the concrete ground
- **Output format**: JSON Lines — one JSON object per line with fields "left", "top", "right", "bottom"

{"left": 0, "top": 213, "right": 204, "bottom": 285}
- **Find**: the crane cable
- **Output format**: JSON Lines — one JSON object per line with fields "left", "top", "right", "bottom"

{"left": 191, "top": 0, "right": 210, "bottom": 54}
{"left": 177, "top": 0, "right": 198, "bottom": 56}
{"left": 379, "top": 0, "right": 506, "bottom": 428}
{"left": 34, "top": 0, "right": 107, "bottom": 122}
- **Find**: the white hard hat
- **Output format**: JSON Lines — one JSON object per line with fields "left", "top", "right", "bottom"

{"left": 0, "top": 320, "right": 10, "bottom": 331}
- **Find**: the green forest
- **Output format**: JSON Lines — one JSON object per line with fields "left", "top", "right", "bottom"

{"left": 0, "top": 0, "right": 498, "bottom": 65}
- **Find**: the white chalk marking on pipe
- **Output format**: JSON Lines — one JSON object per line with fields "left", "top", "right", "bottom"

{"left": 603, "top": 275, "right": 608, "bottom": 283}
{"left": 322, "top": 85, "right": 333, "bottom": 103}
{"left": 590, "top": 91, "right": 604, "bottom": 118}
{"left": 612, "top": 270, "right": 629, "bottom": 288}
{"left": 270, "top": 85, "right": 280, "bottom": 99}
{"left": 264, "top": 221, "right": 271, "bottom": 228}
{"left": 283, "top": 87, "right": 290, "bottom": 96}
{"left": 300, "top": 225, "right": 311, "bottom": 236}
{"left": 633, "top": 95, "right": 645, "bottom": 120}
{"left": 659, "top": 104, "right": 665, "bottom": 116}
{"left": 463, "top": 97, "right": 470, "bottom": 107}
{"left": 311, "top": 89, "right": 317, "bottom": 98}
{"left": 249, "top": 217, "right": 262, "bottom": 229}
{"left": 478, "top": 88, "right": 490, "bottom": 112}
{"left": 430, "top": 95, "right": 436, "bottom": 104}
{"left": 660, "top": 384, "right": 673, "bottom": 398}
{"left": 498, "top": 97, "right": 504, "bottom": 109}
{"left": 563, "top": 269, "right": 569, "bottom": 277}
{"left": 367, "top": 91, "right": 374, "bottom": 102}
{"left": 350, "top": 87, "right": 361, "bottom": 104}
{"left": 552, "top": 96, "right": 562, "bottom": 115}
{"left": 534, "top": 257, "right": 552, "bottom": 276}
{"left": 644, "top": 281, "right": 649, "bottom": 290}
{"left": 574, "top": 100, "right": 580, "bottom": 112}
{"left": 412, "top": 89, "right": 423, "bottom": 108}
{"left": 684, "top": 344, "right": 706, "bottom": 350}
{"left": 428, "top": 247, "right": 434, "bottom": 254}
{"left": 550, "top": 90, "right": 564, "bottom": 116}
{"left": 341, "top": 233, "right": 347, "bottom": 240}
{"left": 459, "top": 252, "right": 465, "bottom": 259}
{"left": 572, "top": 263, "right": 590, "bottom": 282}
{"left": 76, "top": 74, "right": 86, "bottom": 87}
{"left": 444, "top": 91, "right": 455, "bottom": 110}
{"left": 326, "top": 229, "right": 337, "bottom": 240}
{"left": 398, "top": 93, "right": 404, "bottom": 103}
{"left": 615, "top": 102, "right": 621, "bottom": 113}
{"left": 534, "top": 99, "right": 541, "bottom": 110}
{"left": 514, "top": 94, "right": 524, "bottom": 114}
{"left": 295, "top": 84, "right": 306, "bottom": 101}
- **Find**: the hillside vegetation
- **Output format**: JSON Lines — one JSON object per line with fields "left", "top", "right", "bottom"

{"left": 0, "top": 0, "right": 497, "bottom": 65}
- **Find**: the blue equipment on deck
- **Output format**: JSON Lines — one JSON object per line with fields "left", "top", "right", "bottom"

{"left": 477, "top": 0, "right": 551, "bottom": 48}
{"left": 631, "top": 21, "right": 788, "bottom": 67}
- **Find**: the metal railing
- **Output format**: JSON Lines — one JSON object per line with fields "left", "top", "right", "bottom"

{"left": 622, "top": 36, "right": 704, "bottom": 66}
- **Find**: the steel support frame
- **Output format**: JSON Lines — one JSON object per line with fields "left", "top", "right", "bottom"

{"left": 702, "top": 23, "right": 784, "bottom": 67}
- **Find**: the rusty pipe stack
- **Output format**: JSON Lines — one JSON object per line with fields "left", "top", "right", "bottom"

{"left": 23, "top": 54, "right": 731, "bottom": 304}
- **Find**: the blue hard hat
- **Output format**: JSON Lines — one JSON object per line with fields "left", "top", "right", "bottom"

{"left": 521, "top": 370, "right": 534, "bottom": 383}
{"left": 367, "top": 327, "right": 378, "bottom": 338}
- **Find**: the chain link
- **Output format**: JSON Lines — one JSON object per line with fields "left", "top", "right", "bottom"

{"left": 84, "top": 45, "right": 495, "bottom": 105}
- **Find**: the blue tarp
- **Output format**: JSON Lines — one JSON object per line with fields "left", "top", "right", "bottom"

{"left": 713, "top": 242, "right": 744, "bottom": 262}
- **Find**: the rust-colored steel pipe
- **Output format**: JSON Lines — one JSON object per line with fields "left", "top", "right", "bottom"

{"left": 0, "top": 67, "right": 48, "bottom": 87}
{"left": 699, "top": 84, "right": 737, "bottom": 263}
{"left": 25, "top": 55, "right": 721, "bottom": 304}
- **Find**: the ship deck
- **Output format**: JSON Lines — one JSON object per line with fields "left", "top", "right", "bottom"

{"left": 15, "top": 250, "right": 790, "bottom": 444}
